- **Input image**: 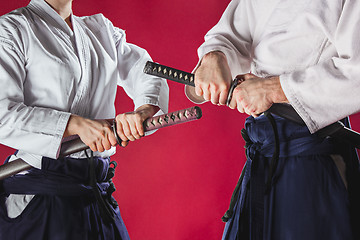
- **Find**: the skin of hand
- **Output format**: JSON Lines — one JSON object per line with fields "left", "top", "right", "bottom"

{"left": 194, "top": 51, "right": 233, "bottom": 105}
{"left": 64, "top": 104, "right": 160, "bottom": 151}
{"left": 115, "top": 104, "right": 160, "bottom": 147}
{"left": 228, "top": 74, "right": 288, "bottom": 117}
{"left": 64, "top": 116, "right": 118, "bottom": 152}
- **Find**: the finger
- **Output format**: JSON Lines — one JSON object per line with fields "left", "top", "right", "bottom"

{"left": 116, "top": 121, "right": 129, "bottom": 142}
{"left": 102, "top": 139, "right": 111, "bottom": 150}
{"left": 103, "top": 127, "right": 117, "bottom": 149}
{"left": 128, "top": 119, "right": 141, "bottom": 140}
{"left": 202, "top": 87, "right": 211, "bottom": 102}
{"left": 96, "top": 141, "right": 104, "bottom": 152}
{"left": 89, "top": 142, "right": 97, "bottom": 152}
{"left": 102, "top": 133, "right": 112, "bottom": 150}
{"left": 122, "top": 120, "right": 136, "bottom": 141}
{"left": 121, "top": 140, "right": 129, "bottom": 147}
{"left": 244, "top": 107, "right": 252, "bottom": 116}
{"left": 208, "top": 84, "right": 220, "bottom": 105}
{"left": 237, "top": 101, "right": 245, "bottom": 114}
{"left": 219, "top": 90, "right": 228, "bottom": 106}
{"left": 134, "top": 118, "right": 145, "bottom": 137}
{"left": 210, "top": 92, "right": 220, "bottom": 105}
{"left": 252, "top": 113, "right": 260, "bottom": 118}
{"left": 195, "top": 85, "right": 203, "bottom": 97}
{"left": 108, "top": 131, "right": 118, "bottom": 146}
{"left": 228, "top": 97, "right": 237, "bottom": 109}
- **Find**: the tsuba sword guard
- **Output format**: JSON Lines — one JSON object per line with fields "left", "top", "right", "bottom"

{"left": 226, "top": 75, "right": 246, "bottom": 106}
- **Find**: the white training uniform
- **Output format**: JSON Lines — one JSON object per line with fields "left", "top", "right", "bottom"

{"left": 0, "top": 0, "right": 169, "bottom": 217}
{"left": 195, "top": 0, "right": 360, "bottom": 133}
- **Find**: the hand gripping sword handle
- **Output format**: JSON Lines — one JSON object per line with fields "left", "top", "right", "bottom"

{"left": 110, "top": 106, "right": 202, "bottom": 146}
{"left": 0, "top": 107, "right": 202, "bottom": 180}
{"left": 60, "top": 106, "right": 202, "bottom": 156}
{"left": 144, "top": 61, "right": 360, "bottom": 149}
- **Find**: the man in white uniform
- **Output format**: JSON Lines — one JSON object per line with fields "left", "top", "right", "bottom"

{"left": 187, "top": 0, "right": 360, "bottom": 239}
{"left": 0, "top": 0, "right": 169, "bottom": 239}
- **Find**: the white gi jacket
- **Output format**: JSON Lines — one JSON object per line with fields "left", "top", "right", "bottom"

{"left": 196, "top": 0, "right": 360, "bottom": 133}
{"left": 0, "top": 0, "right": 169, "bottom": 169}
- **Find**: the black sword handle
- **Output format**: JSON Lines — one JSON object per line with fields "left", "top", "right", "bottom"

{"left": 144, "top": 61, "right": 360, "bottom": 149}
{"left": 144, "top": 61, "right": 195, "bottom": 87}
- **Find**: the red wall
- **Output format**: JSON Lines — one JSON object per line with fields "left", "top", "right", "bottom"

{"left": 1, "top": 1, "right": 359, "bottom": 240}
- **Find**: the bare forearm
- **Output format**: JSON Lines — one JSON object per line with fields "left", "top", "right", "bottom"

{"left": 135, "top": 104, "right": 160, "bottom": 118}
{"left": 63, "top": 114, "right": 82, "bottom": 138}
{"left": 266, "top": 76, "right": 288, "bottom": 104}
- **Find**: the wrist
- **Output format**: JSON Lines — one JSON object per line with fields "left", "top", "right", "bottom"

{"left": 201, "top": 51, "right": 227, "bottom": 64}
{"left": 269, "top": 76, "right": 288, "bottom": 104}
{"left": 136, "top": 104, "right": 160, "bottom": 117}
{"left": 64, "top": 114, "right": 83, "bottom": 137}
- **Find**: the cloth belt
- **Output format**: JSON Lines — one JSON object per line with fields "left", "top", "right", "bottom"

{"left": 2, "top": 153, "right": 118, "bottom": 224}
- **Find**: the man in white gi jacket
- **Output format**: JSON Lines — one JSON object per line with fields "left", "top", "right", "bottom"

{"left": 186, "top": 0, "right": 360, "bottom": 239}
{"left": 0, "top": 0, "right": 168, "bottom": 239}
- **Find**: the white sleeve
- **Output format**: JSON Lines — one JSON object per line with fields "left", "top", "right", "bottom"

{"left": 0, "top": 38, "right": 70, "bottom": 161}
{"left": 197, "top": 0, "right": 253, "bottom": 78}
{"left": 280, "top": 0, "right": 360, "bottom": 133}
{"left": 107, "top": 21, "right": 169, "bottom": 116}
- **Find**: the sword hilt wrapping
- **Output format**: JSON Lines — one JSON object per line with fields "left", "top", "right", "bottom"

{"left": 0, "top": 107, "right": 203, "bottom": 180}
{"left": 55, "top": 106, "right": 203, "bottom": 157}
{"left": 143, "top": 106, "right": 202, "bottom": 131}
{"left": 144, "top": 61, "right": 195, "bottom": 87}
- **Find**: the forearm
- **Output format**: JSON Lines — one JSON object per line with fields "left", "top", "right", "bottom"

{"left": 197, "top": 0, "right": 254, "bottom": 78}
{"left": 135, "top": 104, "right": 160, "bottom": 118}
{"left": 63, "top": 114, "right": 83, "bottom": 138}
{"left": 266, "top": 76, "right": 288, "bottom": 104}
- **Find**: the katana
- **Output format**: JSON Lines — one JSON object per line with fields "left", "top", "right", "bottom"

{"left": 0, "top": 106, "right": 202, "bottom": 180}
{"left": 143, "top": 61, "right": 360, "bottom": 149}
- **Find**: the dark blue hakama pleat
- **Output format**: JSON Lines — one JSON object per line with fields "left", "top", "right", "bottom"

{"left": 0, "top": 156, "right": 130, "bottom": 240}
{"left": 222, "top": 115, "right": 359, "bottom": 240}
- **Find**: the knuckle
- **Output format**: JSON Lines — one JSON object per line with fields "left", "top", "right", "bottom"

{"left": 209, "top": 83, "right": 218, "bottom": 91}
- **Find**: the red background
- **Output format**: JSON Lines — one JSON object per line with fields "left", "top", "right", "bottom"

{"left": 0, "top": 1, "right": 359, "bottom": 240}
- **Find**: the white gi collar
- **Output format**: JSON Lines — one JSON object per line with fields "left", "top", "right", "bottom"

{"left": 28, "top": 0, "right": 74, "bottom": 37}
